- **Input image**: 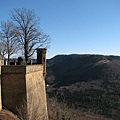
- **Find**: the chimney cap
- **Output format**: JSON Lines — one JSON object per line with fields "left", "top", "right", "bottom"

{"left": 36, "top": 48, "right": 47, "bottom": 50}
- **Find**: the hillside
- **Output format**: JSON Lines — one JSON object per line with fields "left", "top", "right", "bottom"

{"left": 46, "top": 54, "right": 120, "bottom": 119}
{"left": 46, "top": 54, "right": 120, "bottom": 86}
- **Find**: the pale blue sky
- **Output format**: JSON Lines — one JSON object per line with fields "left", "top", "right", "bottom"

{"left": 0, "top": 0, "right": 120, "bottom": 58}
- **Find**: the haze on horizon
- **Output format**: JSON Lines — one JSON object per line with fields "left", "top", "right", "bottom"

{"left": 0, "top": 0, "right": 120, "bottom": 59}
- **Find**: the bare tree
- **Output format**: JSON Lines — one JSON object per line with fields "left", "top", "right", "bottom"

{"left": 0, "top": 41, "right": 7, "bottom": 57}
{"left": 0, "top": 20, "right": 20, "bottom": 63}
{"left": 11, "top": 8, "right": 50, "bottom": 62}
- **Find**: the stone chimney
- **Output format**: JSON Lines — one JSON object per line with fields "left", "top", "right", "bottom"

{"left": 37, "top": 48, "right": 47, "bottom": 77}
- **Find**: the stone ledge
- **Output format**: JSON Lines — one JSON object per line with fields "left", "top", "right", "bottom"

{"left": 1, "top": 65, "right": 43, "bottom": 74}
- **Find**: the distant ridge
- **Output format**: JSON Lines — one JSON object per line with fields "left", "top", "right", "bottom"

{"left": 46, "top": 54, "right": 120, "bottom": 87}
{"left": 46, "top": 54, "right": 120, "bottom": 119}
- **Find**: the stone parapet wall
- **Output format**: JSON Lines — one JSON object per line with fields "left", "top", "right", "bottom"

{"left": 2, "top": 65, "right": 43, "bottom": 74}
{"left": 26, "top": 67, "right": 48, "bottom": 119}
{"left": 26, "top": 65, "right": 43, "bottom": 73}
{"left": 0, "top": 60, "right": 4, "bottom": 75}
{"left": 0, "top": 75, "right": 2, "bottom": 111}
{"left": 1, "top": 68, "right": 26, "bottom": 114}
{"left": 1, "top": 65, "right": 26, "bottom": 74}
{"left": 1, "top": 65, "right": 48, "bottom": 120}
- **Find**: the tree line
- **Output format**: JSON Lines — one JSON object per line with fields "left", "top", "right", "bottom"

{"left": 0, "top": 8, "right": 51, "bottom": 63}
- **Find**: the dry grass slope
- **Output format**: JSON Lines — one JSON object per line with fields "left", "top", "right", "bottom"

{"left": 47, "top": 96, "right": 113, "bottom": 120}
{"left": 0, "top": 109, "right": 20, "bottom": 120}
{"left": 0, "top": 97, "right": 113, "bottom": 120}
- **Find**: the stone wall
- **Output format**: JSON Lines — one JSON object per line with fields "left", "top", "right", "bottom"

{"left": 0, "top": 59, "right": 5, "bottom": 111}
{"left": 0, "top": 87, "right": 1, "bottom": 111}
{"left": 0, "top": 59, "right": 4, "bottom": 74}
{"left": 1, "top": 65, "right": 26, "bottom": 114}
{"left": 26, "top": 65, "right": 48, "bottom": 119}
{"left": 1, "top": 65, "right": 48, "bottom": 120}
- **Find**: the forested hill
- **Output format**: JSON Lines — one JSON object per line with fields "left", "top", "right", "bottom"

{"left": 46, "top": 54, "right": 120, "bottom": 87}
{"left": 46, "top": 54, "right": 120, "bottom": 119}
